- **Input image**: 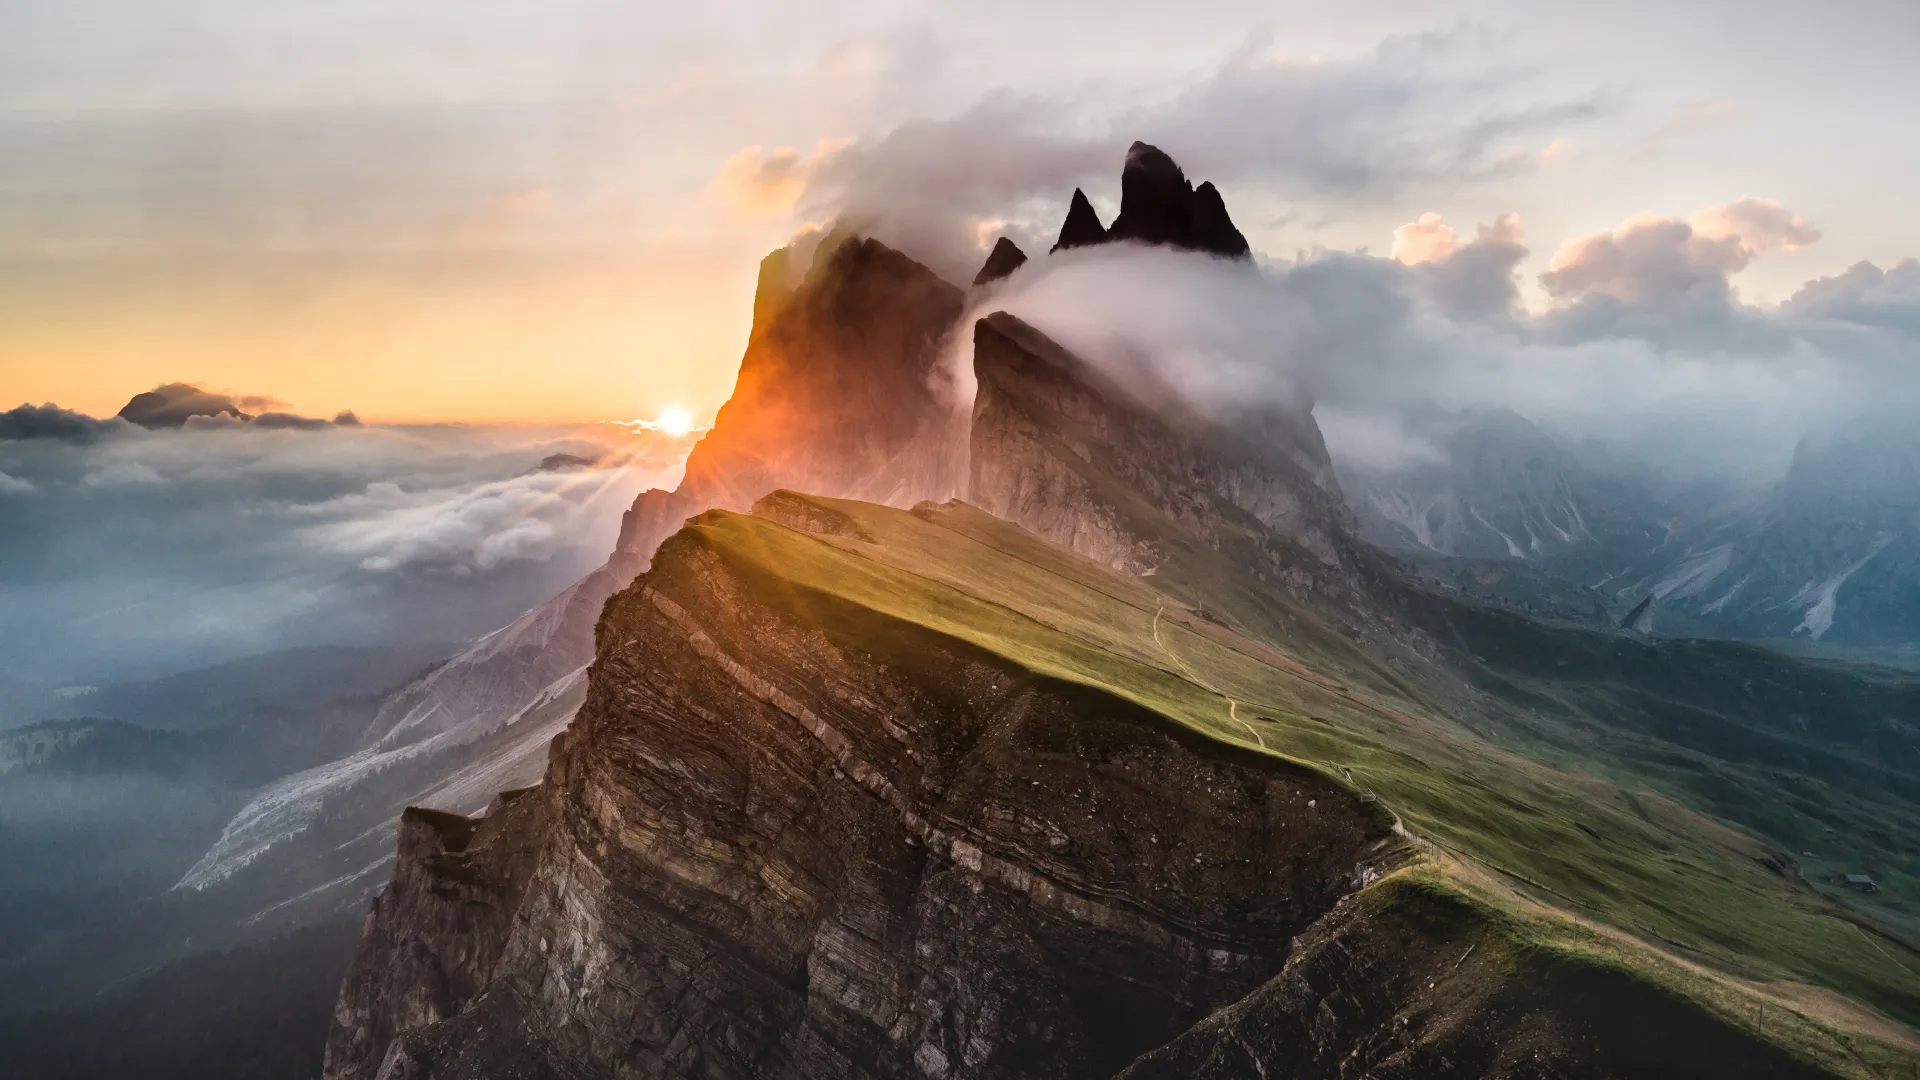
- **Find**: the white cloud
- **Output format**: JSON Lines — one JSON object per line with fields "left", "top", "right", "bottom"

{"left": 1391, "top": 213, "right": 1459, "bottom": 265}
{"left": 0, "top": 419, "right": 692, "bottom": 683}
{"left": 83, "top": 461, "right": 166, "bottom": 486}
{"left": 1689, "top": 197, "right": 1820, "bottom": 256}
{"left": 0, "top": 470, "right": 35, "bottom": 495}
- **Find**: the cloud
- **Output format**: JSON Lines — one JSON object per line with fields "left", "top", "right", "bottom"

{"left": 300, "top": 470, "right": 619, "bottom": 574}
{"left": 83, "top": 461, "right": 167, "bottom": 487}
{"left": 710, "top": 141, "right": 846, "bottom": 219}
{"left": 1392, "top": 213, "right": 1459, "bottom": 265}
{"left": 1541, "top": 214, "right": 1750, "bottom": 307}
{"left": 0, "top": 404, "right": 127, "bottom": 442}
{"left": 947, "top": 201, "right": 1920, "bottom": 489}
{"left": 1785, "top": 258, "right": 1920, "bottom": 335}
{"left": 0, "top": 419, "right": 694, "bottom": 684}
{"left": 748, "top": 29, "right": 1603, "bottom": 280}
{"left": 1689, "top": 196, "right": 1820, "bottom": 256}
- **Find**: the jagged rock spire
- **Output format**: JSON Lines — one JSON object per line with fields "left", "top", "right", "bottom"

{"left": 972, "top": 236, "right": 1029, "bottom": 287}
{"left": 1050, "top": 189, "right": 1108, "bottom": 253}
{"left": 1051, "top": 142, "right": 1251, "bottom": 260}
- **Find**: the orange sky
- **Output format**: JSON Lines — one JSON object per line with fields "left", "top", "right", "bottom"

{"left": 0, "top": 242, "right": 772, "bottom": 423}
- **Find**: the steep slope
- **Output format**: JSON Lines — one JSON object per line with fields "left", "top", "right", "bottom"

{"left": 174, "top": 234, "right": 967, "bottom": 912}
{"left": 1624, "top": 413, "right": 1920, "bottom": 646}
{"left": 1339, "top": 406, "right": 1662, "bottom": 568}
{"left": 328, "top": 493, "right": 1920, "bottom": 1078}
{"left": 969, "top": 311, "right": 1354, "bottom": 591}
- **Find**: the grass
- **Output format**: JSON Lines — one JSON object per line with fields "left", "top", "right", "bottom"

{"left": 682, "top": 492, "right": 1920, "bottom": 1074}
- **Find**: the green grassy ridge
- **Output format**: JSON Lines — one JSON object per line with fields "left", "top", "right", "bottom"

{"left": 683, "top": 494, "right": 1920, "bottom": 1062}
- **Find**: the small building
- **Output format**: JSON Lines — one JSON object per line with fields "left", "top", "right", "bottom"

{"left": 1843, "top": 874, "right": 1880, "bottom": 893}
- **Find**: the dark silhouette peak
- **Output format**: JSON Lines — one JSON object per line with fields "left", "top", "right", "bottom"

{"left": 1190, "top": 180, "right": 1251, "bottom": 258}
{"left": 1051, "top": 188, "right": 1109, "bottom": 253}
{"left": 116, "top": 383, "right": 249, "bottom": 429}
{"left": 1052, "top": 142, "right": 1251, "bottom": 261}
{"left": 972, "top": 236, "right": 1029, "bottom": 287}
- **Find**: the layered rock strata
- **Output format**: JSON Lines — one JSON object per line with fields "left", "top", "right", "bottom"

{"left": 968, "top": 311, "right": 1355, "bottom": 590}
{"left": 325, "top": 510, "right": 1401, "bottom": 1078}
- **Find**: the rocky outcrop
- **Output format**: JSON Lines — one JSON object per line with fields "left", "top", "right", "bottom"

{"left": 1118, "top": 877, "right": 1831, "bottom": 1080}
{"left": 614, "top": 234, "right": 969, "bottom": 563}
{"left": 326, "top": 510, "right": 1402, "bottom": 1079}
{"left": 323, "top": 786, "right": 548, "bottom": 1080}
{"left": 1106, "top": 143, "right": 1250, "bottom": 259}
{"left": 1047, "top": 145, "right": 1250, "bottom": 261}
{"left": 971, "top": 237, "right": 1028, "bottom": 287}
{"left": 967, "top": 312, "right": 1355, "bottom": 591}
{"left": 180, "top": 233, "right": 969, "bottom": 907}
{"left": 1051, "top": 189, "right": 1110, "bottom": 253}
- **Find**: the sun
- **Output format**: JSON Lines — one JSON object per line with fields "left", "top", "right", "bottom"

{"left": 655, "top": 405, "right": 694, "bottom": 437}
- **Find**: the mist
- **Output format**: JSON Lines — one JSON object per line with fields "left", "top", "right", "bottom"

{"left": 941, "top": 224, "right": 1920, "bottom": 486}
{"left": 0, "top": 412, "right": 692, "bottom": 688}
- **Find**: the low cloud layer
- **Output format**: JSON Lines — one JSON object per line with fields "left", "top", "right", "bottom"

{"left": 951, "top": 199, "right": 1920, "bottom": 484}
{"left": 0, "top": 415, "right": 691, "bottom": 686}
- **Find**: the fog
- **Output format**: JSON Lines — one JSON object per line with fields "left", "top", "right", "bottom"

{"left": 0, "top": 409, "right": 692, "bottom": 686}
{"left": 940, "top": 216, "right": 1920, "bottom": 484}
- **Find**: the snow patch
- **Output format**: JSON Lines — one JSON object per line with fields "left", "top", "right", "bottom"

{"left": 1793, "top": 535, "right": 1894, "bottom": 640}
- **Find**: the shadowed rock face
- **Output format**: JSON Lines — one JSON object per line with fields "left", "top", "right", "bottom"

{"left": 1050, "top": 144, "right": 1250, "bottom": 261}
{"left": 967, "top": 312, "right": 1355, "bottom": 592}
{"left": 116, "top": 383, "right": 249, "bottom": 428}
{"left": 323, "top": 788, "right": 548, "bottom": 1080}
{"left": 324, "top": 512, "right": 1398, "bottom": 1079}
{"left": 615, "top": 235, "right": 969, "bottom": 564}
{"left": 1052, "top": 189, "right": 1110, "bottom": 253}
{"left": 972, "top": 236, "right": 1029, "bottom": 287}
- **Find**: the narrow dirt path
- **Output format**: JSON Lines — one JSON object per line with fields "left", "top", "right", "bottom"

{"left": 1152, "top": 604, "right": 1267, "bottom": 750}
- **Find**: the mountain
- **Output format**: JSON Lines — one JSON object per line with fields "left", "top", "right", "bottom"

{"left": 0, "top": 645, "right": 451, "bottom": 1017}
{"left": 167, "top": 232, "right": 971, "bottom": 933}
{"left": 1345, "top": 406, "right": 1920, "bottom": 648}
{"left": 116, "top": 383, "right": 249, "bottom": 428}
{"left": 971, "top": 236, "right": 1028, "bottom": 287}
{"left": 1339, "top": 407, "right": 1665, "bottom": 569}
{"left": 117, "top": 141, "right": 1912, "bottom": 1077}
{"left": 1046, "top": 143, "right": 1251, "bottom": 260}
{"left": 0, "top": 919, "right": 361, "bottom": 1080}
{"left": 323, "top": 294, "right": 1920, "bottom": 1077}
{"left": 1621, "top": 413, "right": 1920, "bottom": 645}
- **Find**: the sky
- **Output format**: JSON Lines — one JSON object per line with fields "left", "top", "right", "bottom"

{"left": 4, "top": 0, "right": 1920, "bottom": 424}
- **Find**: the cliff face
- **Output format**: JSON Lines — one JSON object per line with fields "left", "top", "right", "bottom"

{"left": 325, "top": 506, "right": 1401, "bottom": 1079}
{"left": 968, "top": 312, "right": 1355, "bottom": 592}
{"left": 177, "top": 233, "right": 966, "bottom": 908}
{"left": 324, "top": 497, "right": 1852, "bottom": 1080}
{"left": 323, "top": 788, "right": 548, "bottom": 1080}
{"left": 615, "top": 235, "right": 968, "bottom": 564}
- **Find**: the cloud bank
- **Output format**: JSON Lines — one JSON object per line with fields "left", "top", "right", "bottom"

{"left": 949, "top": 199, "right": 1920, "bottom": 484}
{"left": 0, "top": 415, "right": 691, "bottom": 685}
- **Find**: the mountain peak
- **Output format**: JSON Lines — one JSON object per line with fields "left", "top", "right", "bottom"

{"left": 1051, "top": 189, "right": 1108, "bottom": 253}
{"left": 1049, "top": 143, "right": 1251, "bottom": 260}
{"left": 116, "top": 383, "right": 249, "bottom": 428}
{"left": 972, "top": 236, "right": 1029, "bottom": 287}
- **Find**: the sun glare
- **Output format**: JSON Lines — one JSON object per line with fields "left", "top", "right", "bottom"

{"left": 656, "top": 405, "right": 694, "bottom": 437}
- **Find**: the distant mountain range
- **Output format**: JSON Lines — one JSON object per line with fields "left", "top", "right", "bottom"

{"left": 1341, "top": 404, "right": 1920, "bottom": 652}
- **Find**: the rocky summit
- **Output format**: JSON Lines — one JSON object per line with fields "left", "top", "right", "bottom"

{"left": 315, "top": 143, "right": 1920, "bottom": 1080}
{"left": 1046, "top": 145, "right": 1251, "bottom": 260}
